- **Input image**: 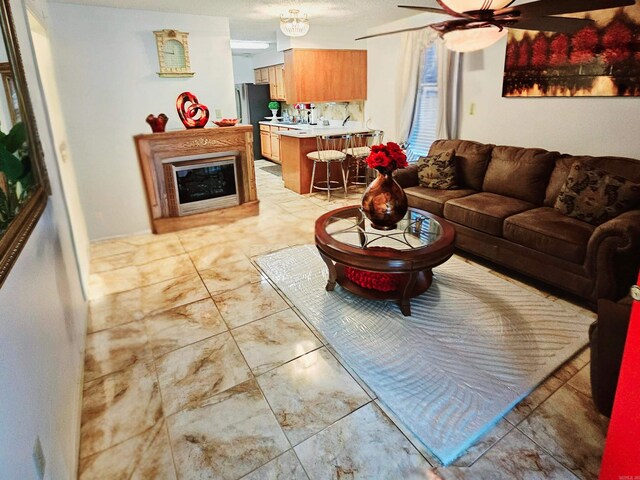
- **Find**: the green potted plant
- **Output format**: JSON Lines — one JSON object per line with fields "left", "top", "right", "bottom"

{"left": 268, "top": 101, "right": 279, "bottom": 120}
{"left": 0, "top": 122, "right": 32, "bottom": 234}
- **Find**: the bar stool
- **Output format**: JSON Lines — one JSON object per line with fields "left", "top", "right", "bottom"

{"left": 307, "top": 134, "right": 351, "bottom": 199}
{"left": 343, "top": 130, "right": 384, "bottom": 187}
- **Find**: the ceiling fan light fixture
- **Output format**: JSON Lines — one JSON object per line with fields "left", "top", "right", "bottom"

{"left": 280, "top": 9, "right": 310, "bottom": 37}
{"left": 439, "top": 0, "right": 513, "bottom": 13}
{"left": 443, "top": 26, "right": 508, "bottom": 52}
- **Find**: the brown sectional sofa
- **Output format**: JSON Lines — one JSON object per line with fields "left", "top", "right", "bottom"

{"left": 394, "top": 139, "right": 640, "bottom": 305}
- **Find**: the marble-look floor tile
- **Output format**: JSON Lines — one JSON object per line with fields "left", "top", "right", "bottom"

{"left": 91, "top": 239, "right": 137, "bottom": 260}
{"left": 566, "top": 365, "right": 592, "bottom": 397}
{"left": 88, "top": 274, "right": 209, "bottom": 332}
{"left": 295, "top": 402, "right": 431, "bottom": 479}
{"left": 213, "top": 280, "right": 289, "bottom": 329}
{"left": 167, "top": 380, "right": 289, "bottom": 480}
{"left": 257, "top": 347, "right": 370, "bottom": 445}
{"left": 233, "top": 309, "right": 322, "bottom": 375}
{"left": 79, "top": 420, "right": 176, "bottom": 480}
{"left": 241, "top": 450, "right": 308, "bottom": 480}
{"left": 89, "top": 254, "right": 196, "bottom": 299}
{"left": 187, "top": 241, "right": 249, "bottom": 270}
{"left": 84, "top": 322, "right": 151, "bottom": 382}
{"left": 552, "top": 348, "right": 590, "bottom": 383}
{"left": 176, "top": 225, "right": 224, "bottom": 252}
{"left": 200, "top": 257, "right": 263, "bottom": 296}
{"left": 90, "top": 236, "right": 185, "bottom": 274}
{"left": 432, "top": 429, "right": 577, "bottom": 480}
{"left": 145, "top": 298, "right": 227, "bottom": 358}
{"left": 505, "top": 374, "right": 566, "bottom": 426}
{"left": 155, "top": 332, "right": 251, "bottom": 415}
{"left": 80, "top": 362, "right": 163, "bottom": 458}
{"left": 517, "top": 382, "right": 609, "bottom": 480}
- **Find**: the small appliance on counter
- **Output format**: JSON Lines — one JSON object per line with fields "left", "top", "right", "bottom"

{"left": 309, "top": 104, "right": 318, "bottom": 125}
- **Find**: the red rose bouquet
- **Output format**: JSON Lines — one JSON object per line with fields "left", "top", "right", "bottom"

{"left": 366, "top": 142, "right": 408, "bottom": 174}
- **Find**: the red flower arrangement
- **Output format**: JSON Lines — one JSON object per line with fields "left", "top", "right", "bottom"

{"left": 366, "top": 142, "right": 408, "bottom": 173}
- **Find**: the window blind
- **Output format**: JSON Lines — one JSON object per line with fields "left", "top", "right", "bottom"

{"left": 407, "top": 44, "right": 438, "bottom": 164}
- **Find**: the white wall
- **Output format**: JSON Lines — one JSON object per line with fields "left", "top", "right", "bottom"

{"left": 48, "top": 4, "right": 237, "bottom": 240}
{"left": 0, "top": 0, "right": 86, "bottom": 478}
{"left": 458, "top": 36, "right": 640, "bottom": 157}
{"left": 252, "top": 48, "right": 285, "bottom": 68}
{"left": 232, "top": 54, "right": 254, "bottom": 84}
{"left": 28, "top": 11, "right": 90, "bottom": 294}
{"left": 278, "top": 25, "right": 365, "bottom": 50}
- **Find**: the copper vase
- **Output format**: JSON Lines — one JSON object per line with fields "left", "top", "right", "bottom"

{"left": 361, "top": 170, "right": 408, "bottom": 230}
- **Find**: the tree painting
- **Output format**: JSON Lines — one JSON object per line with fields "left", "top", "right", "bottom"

{"left": 503, "top": 3, "right": 640, "bottom": 97}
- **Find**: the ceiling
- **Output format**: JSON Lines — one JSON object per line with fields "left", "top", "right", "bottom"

{"left": 48, "top": 0, "right": 434, "bottom": 43}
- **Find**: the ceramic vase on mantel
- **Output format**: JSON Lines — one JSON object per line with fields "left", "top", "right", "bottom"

{"left": 361, "top": 170, "right": 408, "bottom": 230}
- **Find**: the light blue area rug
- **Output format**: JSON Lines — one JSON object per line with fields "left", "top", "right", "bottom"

{"left": 255, "top": 245, "right": 592, "bottom": 465}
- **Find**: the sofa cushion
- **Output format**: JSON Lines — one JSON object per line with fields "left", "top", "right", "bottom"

{"left": 554, "top": 162, "right": 640, "bottom": 225}
{"left": 444, "top": 192, "right": 535, "bottom": 236}
{"left": 405, "top": 186, "right": 476, "bottom": 216}
{"left": 417, "top": 149, "right": 457, "bottom": 189}
{"left": 504, "top": 207, "right": 596, "bottom": 264}
{"left": 483, "top": 145, "right": 558, "bottom": 205}
{"left": 544, "top": 154, "right": 640, "bottom": 207}
{"left": 428, "top": 139, "right": 493, "bottom": 190}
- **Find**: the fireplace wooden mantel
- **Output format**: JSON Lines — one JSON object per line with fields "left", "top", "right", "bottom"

{"left": 134, "top": 126, "right": 258, "bottom": 234}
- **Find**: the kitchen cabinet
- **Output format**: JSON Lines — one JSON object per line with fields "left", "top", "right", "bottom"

{"left": 283, "top": 49, "right": 367, "bottom": 103}
{"left": 255, "top": 64, "right": 286, "bottom": 101}
{"left": 260, "top": 128, "right": 271, "bottom": 158}
{"left": 254, "top": 67, "right": 269, "bottom": 84}
{"left": 270, "top": 130, "right": 280, "bottom": 161}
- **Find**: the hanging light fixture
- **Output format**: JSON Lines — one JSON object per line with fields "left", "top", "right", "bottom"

{"left": 443, "top": 25, "right": 508, "bottom": 52}
{"left": 280, "top": 9, "right": 310, "bottom": 37}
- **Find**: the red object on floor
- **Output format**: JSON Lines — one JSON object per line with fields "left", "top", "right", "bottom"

{"left": 599, "top": 272, "right": 640, "bottom": 479}
{"left": 344, "top": 267, "right": 406, "bottom": 292}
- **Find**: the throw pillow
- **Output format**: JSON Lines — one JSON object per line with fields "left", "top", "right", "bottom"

{"left": 417, "top": 149, "right": 457, "bottom": 189}
{"left": 554, "top": 162, "right": 640, "bottom": 225}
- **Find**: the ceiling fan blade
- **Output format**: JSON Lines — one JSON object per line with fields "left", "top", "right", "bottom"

{"left": 355, "top": 24, "right": 433, "bottom": 41}
{"left": 510, "top": 16, "right": 595, "bottom": 33}
{"left": 497, "top": 0, "right": 635, "bottom": 18}
{"left": 398, "top": 5, "right": 451, "bottom": 15}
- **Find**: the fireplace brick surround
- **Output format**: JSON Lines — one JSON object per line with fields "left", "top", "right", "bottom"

{"left": 134, "top": 126, "right": 258, "bottom": 233}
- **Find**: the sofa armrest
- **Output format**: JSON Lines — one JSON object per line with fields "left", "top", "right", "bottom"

{"left": 393, "top": 165, "right": 419, "bottom": 188}
{"left": 585, "top": 209, "right": 640, "bottom": 300}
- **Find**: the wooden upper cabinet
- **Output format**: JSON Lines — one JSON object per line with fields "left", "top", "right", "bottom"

{"left": 254, "top": 67, "right": 269, "bottom": 84}
{"left": 284, "top": 49, "right": 367, "bottom": 103}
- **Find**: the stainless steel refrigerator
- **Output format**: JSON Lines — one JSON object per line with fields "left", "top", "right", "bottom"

{"left": 235, "top": 83, "right": 271, "bottom": 161}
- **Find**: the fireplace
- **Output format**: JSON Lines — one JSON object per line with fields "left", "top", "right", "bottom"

{"left": 164, "top": 153, "right": 240, "bottom": 216}
{"left": 134, "top": 126, "right": 258, "bottom": 234}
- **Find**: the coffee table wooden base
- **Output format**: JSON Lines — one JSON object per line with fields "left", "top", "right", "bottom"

{"left": 318, "top": 250, "right": 433, "bottom": 316}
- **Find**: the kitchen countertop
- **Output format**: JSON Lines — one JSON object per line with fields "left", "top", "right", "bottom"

{"left": 258, "top": 121, "right": 371, "bottom": 138}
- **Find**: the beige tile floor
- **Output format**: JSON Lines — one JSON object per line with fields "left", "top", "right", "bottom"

{"left": 80, "top": 160, "right": 607, "bottom": 479}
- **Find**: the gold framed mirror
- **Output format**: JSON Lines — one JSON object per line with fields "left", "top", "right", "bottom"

{"left": 0, "top": 0, "right": 49, "bottom": 287}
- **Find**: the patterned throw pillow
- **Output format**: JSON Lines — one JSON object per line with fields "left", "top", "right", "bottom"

{"left": 417, "top": 149, "right": 457, "bottom": 189}
{"left": 554, "top": 161, "right": 640, "bottom": 225}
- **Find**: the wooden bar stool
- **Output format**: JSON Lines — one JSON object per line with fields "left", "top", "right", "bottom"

{"left": 344, "top": 130, "right": 384, "bottom": 187}
{"left": 308, "top": 134, "right": 351, "bottom": 199}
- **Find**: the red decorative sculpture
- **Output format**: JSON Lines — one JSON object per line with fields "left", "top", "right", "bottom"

{"left": 176, "top": 92, "right": 210, "bottom": 129}
{"left": 145, "top": 113, "right": 169, "bottom": 133}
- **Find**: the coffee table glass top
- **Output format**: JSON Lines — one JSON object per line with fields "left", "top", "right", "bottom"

{"left": 323, "top": 207, "right": 443, "bottom": 250}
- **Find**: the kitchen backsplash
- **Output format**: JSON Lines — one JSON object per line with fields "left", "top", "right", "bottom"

{"left": 280, "top": 101, "right": 364, "bottom": 123}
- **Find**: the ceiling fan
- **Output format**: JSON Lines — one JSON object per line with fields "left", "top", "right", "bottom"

{"left": 356, "top": 0, "right": 636, "bottom": 52}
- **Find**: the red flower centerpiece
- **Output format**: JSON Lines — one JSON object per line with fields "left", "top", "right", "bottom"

{"left": 361, "top": 142, "right": 409, "bottom": 230}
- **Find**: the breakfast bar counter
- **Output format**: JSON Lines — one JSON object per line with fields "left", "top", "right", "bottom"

{"left": 274, "top": 123, "right": 371, "bottom": 194}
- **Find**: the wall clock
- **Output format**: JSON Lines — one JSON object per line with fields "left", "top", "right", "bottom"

{"left": 154, "top": 29, "right": 195, "bottom": 78}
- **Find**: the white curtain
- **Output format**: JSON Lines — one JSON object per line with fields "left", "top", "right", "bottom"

{"left": 396, "top": 29, "right": 437, "bottom": 144}
{"left": 435, "top": 41, "right": 461, "bottom": 140}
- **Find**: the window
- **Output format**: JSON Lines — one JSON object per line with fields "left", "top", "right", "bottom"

{"left": 407, "top": 44, "right": 438, "bottom": 163}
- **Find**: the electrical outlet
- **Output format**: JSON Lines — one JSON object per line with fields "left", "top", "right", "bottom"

{"left": 33, "top": 436, "right": 45, "bottom": 480}
{"left": 215, "top": 109, "right": 222, "bottom": 118}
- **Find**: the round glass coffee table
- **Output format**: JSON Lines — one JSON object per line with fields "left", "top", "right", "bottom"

{"left": 315, "top": 206, "right": 456, "bottom": 316}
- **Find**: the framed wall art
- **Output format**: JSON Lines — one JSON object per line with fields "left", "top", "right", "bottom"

{"left": 503, "top": 2, "right": 640, "bottom": 97}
